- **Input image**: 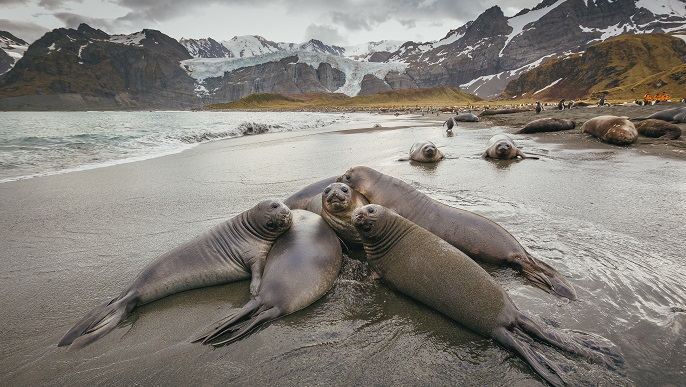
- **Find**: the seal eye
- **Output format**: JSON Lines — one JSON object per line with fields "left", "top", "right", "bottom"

{"left": 324, "top": 188, "right": 331, "bottom": 194}
{"left": 368, "top": 207, "right": 375, "bottom": 214}
{"left": 266, "top": 220, "right": 275, "bottom": 229}
{"left": 271, "top": 202, "right": 279, "bottom": 209}
{"left": 344, "top": 174, "right": 351, "bottom": 181}
{"left": 342, "top": 186, "right": 349, "bottom": 193}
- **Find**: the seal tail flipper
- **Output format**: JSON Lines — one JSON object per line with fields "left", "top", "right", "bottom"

{"left": 58, "top": 292, "right": 139, "bottom": 350}
{"left": 208, "top": 308, "right": 280, "bottom": 347}
{"left": 520, "top": 253, "right": 577, "bottom": 300}
{"left": 195, "top": 299, "right": 281, "bottom": 347}
{"left": 192, "top": 298, "right": 261, "bottom": 343}
{"left": 493, "top": 327, "right": 567, "bottom": 387}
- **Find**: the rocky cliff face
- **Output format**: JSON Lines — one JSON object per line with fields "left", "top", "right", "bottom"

{"left": 0, "top": 31, "right": 29, "bottom": 75}
{"left": 0, "top": 24, "right": 201, "bottom": 110}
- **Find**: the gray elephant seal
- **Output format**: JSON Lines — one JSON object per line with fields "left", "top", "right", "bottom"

{"left": 283, "top": 176, "right": 338, "bottom": 210}
{"left": 408, "top": 140, "right": 444, "bottom": 163}
{"left": 580, "top": 115, "right": 637, "bottom": 145}
{"left": 454, "top": 112, "right": 480, "bottom": 122}
{"left": 352, "top": 204, "right": 623, "bottom": 387}
{"left": 516, "top": 118, "right": 576, "bottom": 134}
{"left": 634, "top": 106, "right": 686, "bottom": 123}
{"left": 482, "top": 134, "right": 538, "bottom": 159}
{"left": 319, "top": 182, "right": 369, "bottom": 246}
{"left": 338, "top": 166, "right": 576, "bottom": 299}
{"left": 195, "top": 210, "right": 342, "bottom": 346}
{"left": 58, "top": 199, "right": 293, "bottom": 350}
{"left": 635, "top": 119, "right": 682, "bottom": 140}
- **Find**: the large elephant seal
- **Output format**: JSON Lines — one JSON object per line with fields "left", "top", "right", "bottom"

{"left": 352, "top": 204, "right": 623, "bottom": 387}
{"left": 283, "top": 176, "right": 338, "bottom": 210}
{"left": 338, "top": 166, "right": 576, "bottom": 299}
{"left": 580, "top": 115, "right": 637, "bottom": 145}
{"left": 58, "top": 199, "right": 293, "bottom": 350}
{"left": 635, "top": 118, "right": 682, "bottom": 140}
{"left": 319, "top": 182, "right": 369, "bottom": 246}
{"left": 516, "top": 118, "right": 576, "bottom": 134}
{"left": 482, "top": 134, "right": 538, "bottom": 159}
{"left": 454, "top": 112, "right": 480, "bottom": 122}
{"left": 408, "top": 140, "right": 444, "bottom": 163}
{"left": 634, "top": 106, "right": 686, "bottom": 123}
{"left": 195, "top": 210, "right": 342, "bottom": 346}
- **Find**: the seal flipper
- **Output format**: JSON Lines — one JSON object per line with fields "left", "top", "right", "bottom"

{"left": 194, "top": 297, "right": 281, "bottom": 346}
{"left": 58, "top": 291, "right": 139, "bottom": 350}
{"left": 517, "top": 253, "right": 577, "bottom": 300}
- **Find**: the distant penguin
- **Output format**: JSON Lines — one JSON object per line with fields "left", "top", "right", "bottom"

{"left": 557, "top": 99, "right": 565, "bottom": 110}
{"left": 598, "top": 96, "right": 606, "bottom": 106}
{"left": 567, "top": 100, "right": 574, "bottom": 109}
{"left": 443, "top": 117, "right": 456, "bottom": 131}
{"left": 535, "top": 101, "right": 542, "bottom": 114}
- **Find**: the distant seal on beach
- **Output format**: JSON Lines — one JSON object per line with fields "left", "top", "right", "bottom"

{"left": 58, "top": 199, "right": 293, "bottom": 350}
{"left": 581, "top": 115, "right": 637, "bottom": 145}
{"left": 482, "top": 134, "right": 538, "bottom": 159}
{"left": 195, "top": 210, "right": 342, "bottom": 346}
{"left": 516, "top": 118, "right": 576, "bottom": 134}
{"left": 319, "top": 182, "right": 369, "bottom": 246}
{"left": 443, "top": 117, "right": 456, "bottom": 131}
{"left": 408, "top": 140, "right": 444, "bottom": 163}
{"left": 454, "top": 112, "right": 480, "bottom": 122}
{"left": 634, "top": 106, "right": 686, "bottom": 123}
{"left": 352, "top": 204, "right": 623, "bottom": 387}
{"left": 338, "top": 166, "right": 576, "bottom": 299}
{"left": 635, "top": 119, "right": 682, "bottom": 140}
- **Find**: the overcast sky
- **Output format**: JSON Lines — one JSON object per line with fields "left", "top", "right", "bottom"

{"left": 1, "top": 0, "right": 543, "bottom": 45}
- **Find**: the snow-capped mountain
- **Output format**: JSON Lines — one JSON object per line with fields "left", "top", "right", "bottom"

{"left": 0, "top": 31, "right": 29, "bottom": 75}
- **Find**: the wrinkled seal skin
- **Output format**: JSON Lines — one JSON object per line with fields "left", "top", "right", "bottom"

{"left": 58, "top": 199, "right": 293, "bottom": 350}
{"left": 454, "top": 112, "right": 480, "bottom": 122}
{"left": 516, "top": 118, "right": 576, "bottom": 134}
{"left": 338, "top": 166, "right": 576, "bottom": 300}
{"left": 409, "top": 140, "right": 444, "bottom": 163}
{"left": 635, "top": 119, "right": 682, "bottom": 140}
{"left": 283, "top": 176, "right": 338, "bottom": 211}
{"left": 482, "top": 134, "right": 537, "bottom": 159}
{"left": 195, "top": 210, "right": 342, "bottom": 346}
{"left": 581, "top": 115, "right": 637, "bottom": 145}
{"left": 320, "top": 182, "right": 369, "bottom": 246}
{"left": 352, "top": 204, "right": 623, "bottom": 387}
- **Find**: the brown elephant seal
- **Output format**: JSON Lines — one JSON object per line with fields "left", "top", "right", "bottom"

{"left": 283, "top": 176, "right": 338, "bottom": 210}
{"left": 338, "top": 166, "right": 576, "bottom": 300}
{"left": 352, "top": 204, "right": 623, "bottom": 387}
{"left": 516, "top": 118, "right": 576, "bottom": 134}
{"left": 482, "top": 134, "right": 538, "bottom": 159}
{"left": 454, "top": 112, "right": 480, "bottom": 122}
{"left": 407, "top": 140, "right": 444, "bottom": 163}
{"left": 580, "top": 115, "right": 637, "bottom": 145}
{"left": 58, "top": 199, "right": 293, "bottom": 350}
{"left": 319, "top": 182, "right": 369, "bottom": 246}
{"left": 635, "top": 119, "right": 682, "bottom": 140}
{"left": 195, "top": 210, "right": 342, "bottom": 346}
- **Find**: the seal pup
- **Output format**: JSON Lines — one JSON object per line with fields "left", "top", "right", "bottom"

{"left": 580, "top": 115, "right": 637, "bottom": 145}
{"left": 283, "top": 176, "right": 338, "bottom": 210}
{"left": 482, "top": 134, "right": 539, "bottom": 159}
{"left": 352, "top": 204, "right": 623, "bottom": 387}
{"left": 319, "top": 182, "right": 369, "bottom": 246}
{"left": 443, "top": 117, "right": 456, "bottom": 131}
{"left": 195, "top": 210, "right": 342, "bottom": 346}
{"left": 454, "top": 112, "right": 480, "bottom": 122}
{"left": 407, "top": 140, "right": 444, "bottom": 163}
{"left": 516, "top": 118, "right": 576, "bottom": 134}
{"left": 535, "top": 101, "right": 543, "bottom": 114}
{"left": 58, "top": 199, "right": 293, "bottom": 350}
{"left": 338, "top": 166, "right": 577, "bottom": 300}
{"left": 635, "top": 119, "right": 682, "bottom": 140}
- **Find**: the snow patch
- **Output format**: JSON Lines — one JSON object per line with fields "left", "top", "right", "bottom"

{"left": 500, "top": 0, "right": 566, "bottom": 57}
{"left": 636, "top": 0, "right": 686, "bottom": 16}
{"left": 534, "top": 78, "right": 563, "bottom": 95}
{"left": 109, "top": 32, "right": 146, "bottom": 46}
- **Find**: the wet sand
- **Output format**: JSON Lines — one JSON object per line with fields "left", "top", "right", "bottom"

{"left": 1, "top": 110, "right": 685, "bottom": 386}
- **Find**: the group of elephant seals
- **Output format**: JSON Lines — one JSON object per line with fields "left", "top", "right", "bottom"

{"left": 338, "top": 166, "right": 577, "bottom": 300}
{"left": 408, "top": 140, "right": 444, "bottom": 163}
{"left": 454, "top": 112, "right": 480, "bottom": 122}
{"left": 195, "top": 210, "right": 342, "bottom": 346}
{"left": 352, "top": 204, "right": 623, "bottom": 387}
{"left": 580, "top": 115, "right": 638, "bottom": 145}
{"left": 635, "top": 119, "right": 682, "bottom": 140}
{"left": 482, "top": 134, "right": 539, "bottom": 159}
{"left": 516, "top": 118, "right": 576, "bottom": 134}
{"left": 58, "top": 199, "right": 293, "bottom": 350}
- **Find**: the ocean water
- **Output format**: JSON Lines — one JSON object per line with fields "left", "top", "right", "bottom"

{"left": 0, "top": 111, "right": 372, "bottom": 183}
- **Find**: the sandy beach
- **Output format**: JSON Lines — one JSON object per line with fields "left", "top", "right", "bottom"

{"left": 1, "top": 108, "right": 684, "bottom": 386}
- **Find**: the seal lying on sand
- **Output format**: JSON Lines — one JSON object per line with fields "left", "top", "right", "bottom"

{"left": 352, "top": 204, "right": 623, "bottom": 387}
{"left": 635, "top": 119, "right": 682, "bottom": 140}
{"left": 195, "top": 210, "right": 342, "bottom": 346}
{"left": 58, "top": 199, "right": 293, "bottom": 350}
{"left": 634, "top": 106, "right": 686, "bottom": 123}
{"left": 406, "top": 140, "right": 444, "bottom": 163}
{"left": 516, "top": 118, "right": 576, "bottom": 134}
{"left": 581, "top": 116, "right": 637, "bottom": 145}
{"left": 454, "top": 112, "right": 480, "bottom": 122}
{"left": 482, "top": 134, "right": 539, "bottom": 159}
{"left": 338, "top": 166, "right": 577, "bottom": 300}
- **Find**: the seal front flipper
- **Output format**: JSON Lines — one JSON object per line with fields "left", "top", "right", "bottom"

{"left": 517, "top": 253, "right": 577, "bottom": 300}
{"left": 58, "top": 291, "right": 139, "bottom": 350}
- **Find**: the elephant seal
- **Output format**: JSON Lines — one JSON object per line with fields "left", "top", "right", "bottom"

{"left": 408, "top": 140, "right": 444, "bottom": 163}
{"left": 338, "top": 166, "right": 576, "bottom": 300}
{"left": 635, "top": 119, "right": 682, "bottom": 140}
{"left": 58, "top": 199, "right": 293, "bottom": 350}
{"left": 516, "top": 118, "right": 576, "bottom": 134}
{"left": 580, "top": 115, "right": 637, "bottom": 145}
{"left": 454, "top": 112, "right": 480, "bottom": 122}
{"left": 352, "top": 204, "right": 623, "bottom": 387}
{"left": 319, "top": 182, "right": 369, "bottom": 246}
{"left": 195, "top": 210, "right": 342, "bottom": 346}
{"left": 283, "top": 176, "right": 338, "bottom": 210}
{"left": 482, "top": 134, "right": 538, "bottom": 159}
{"left": 443, "top": 117, "right": 456, "bottom": 131}
{"left": 634, "top": 106, "right": 686, "bottom": 123}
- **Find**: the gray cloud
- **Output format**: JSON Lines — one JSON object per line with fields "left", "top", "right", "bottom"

{"left": 304, "top": 23, "right": 345, "bottom": 45}
{"left": 0, "top": 18, "right": 50, "bottom": 42}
